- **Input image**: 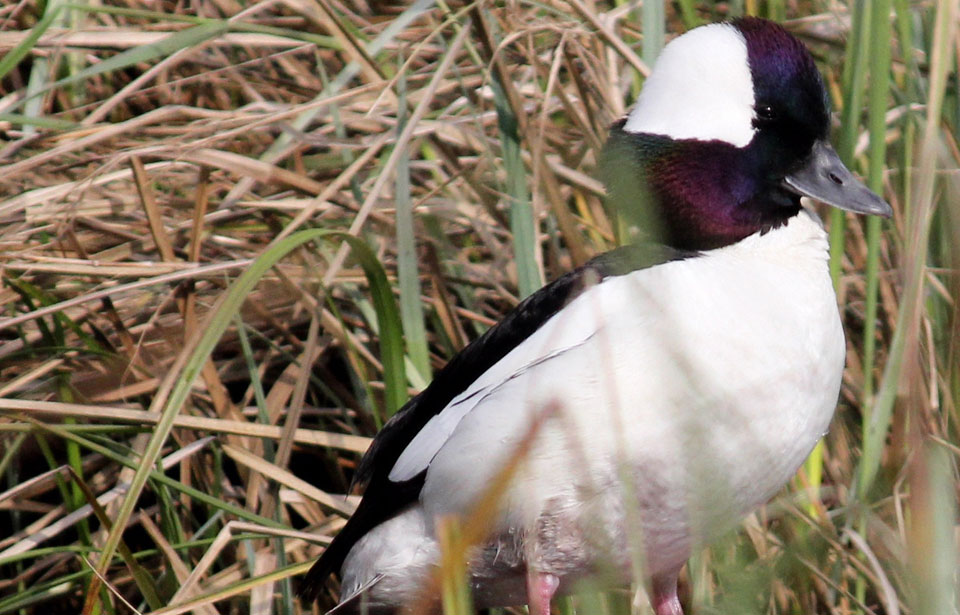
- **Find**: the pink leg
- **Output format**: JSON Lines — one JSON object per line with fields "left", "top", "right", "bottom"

{"left": 526, "top": 570, "right": 560, "bottom": 615}
{"left": 651, "top": 571, "right": 683, "bottom": 615}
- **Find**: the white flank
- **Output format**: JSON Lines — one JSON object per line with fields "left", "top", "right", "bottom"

{"left": 340, "top": 507, "right": 436, "bottom": 606}
{"left": 623, "top": 23, "right": 756, "bottom": 147}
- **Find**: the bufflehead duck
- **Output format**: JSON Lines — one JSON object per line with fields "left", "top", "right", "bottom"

{"left": 300, "top": 17, "right": 891, "bottom": 615}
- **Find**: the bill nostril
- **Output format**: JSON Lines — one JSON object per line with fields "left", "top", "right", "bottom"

{"left": 828, "top": 172, "right": 843, "bottom": 186}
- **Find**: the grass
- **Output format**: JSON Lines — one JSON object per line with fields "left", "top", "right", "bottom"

{"left": 1, "top": 1, "right": 958, "bottom": 614}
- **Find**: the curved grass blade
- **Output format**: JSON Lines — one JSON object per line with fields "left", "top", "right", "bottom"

{"left": 84, "top": 229, "right": 404, "bottom": 613}
{"left": 0, "top": 4, "right": 64, "bottom": 81}
{"left": 9, "top": 22, "right": 229, "bottom": 113}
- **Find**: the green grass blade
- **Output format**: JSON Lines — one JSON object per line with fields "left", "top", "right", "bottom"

{"left": 9, "top": 22, "right": 229, "bottom": 113}
{"left": 246, "top": 0, "right": 436, "bottom": 171}
{"left": 909, "top": 445, "right": 959, "bottom": 615}
{"left": 22, "top": 0, "right": 73, "bottom": 137}
{"left": 815, "top": 0, "right": 869, "bottom": 517}
{"left": 860, "top": 0, "right": 893, "bottom": 404}
{"left": 766, "top": 0, "right": 785, "bottom": 21}
{"left": 674, "top": 0, "right": 702, "bottom": 28}
{"left": 642, "top": 0, "right": 664, "bottom": 67}
{"left": 395, "top": 68, "right": 431, "bottom": 382}
{"left": 830, "top": 0, "right": 873, "bottom": 286}
{"left": 437, "top": 517, "right": 473, "bottom": 615}
{"left": 0, "top": 422, "right": 288, "bottom": 550}
{"left": 85, "top": 229, "right": 405, "bottom": 611}
{"left": 851, "top": 5, "right": 893, "bottom": 608}
{"left": 860, "top": 0, "right": 957, "bottom": 498}
{"left": 0, "top": 4, "right": 64, "bottom": 81}
{"left": 342, "top": 235, "right": 408, "bottom": 417}
{"left": 492, "top": 74, "right": 541, "bottom": 299}
{"left": 235, "top": 315, "right": 275, "bottom": 462}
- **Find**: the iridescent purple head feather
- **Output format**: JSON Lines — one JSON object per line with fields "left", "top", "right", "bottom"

{"left": 601, "top": 18, "right": 843, "bottom": 250}
{"left": 735, "top": 17, "right": 830, "bottom": 139}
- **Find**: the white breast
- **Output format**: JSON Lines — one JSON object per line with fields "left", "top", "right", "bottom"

{"left": 419, "top": 210, "right": 844, "bottom": 574}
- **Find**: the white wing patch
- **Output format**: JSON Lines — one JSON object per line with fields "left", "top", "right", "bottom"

{"left": 387, "top": 339, "right": 594, "bottom": 483}
{"left": 386, "top": 274, "right": 628, "bottom": 484}
{"left": 388, "top": 387, "right": 491, "bottom": 482}
{"left": 623, "top": 23, "right": 756, "bottom": 147}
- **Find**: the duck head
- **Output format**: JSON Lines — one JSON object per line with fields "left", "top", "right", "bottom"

{"left": 601, "top": 17, "right": 891, "bottom": 251}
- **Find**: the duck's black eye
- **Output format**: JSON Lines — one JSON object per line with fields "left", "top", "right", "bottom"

{"left": 755, "top": 104, "right": 778, "bottom": 124}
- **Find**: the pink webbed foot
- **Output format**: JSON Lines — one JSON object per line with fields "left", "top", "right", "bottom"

{"left": 651, "top": 571, "right": 683, "bottom": 615}
{"left": 526, "top": 570, "right": 560, "bottom": 615}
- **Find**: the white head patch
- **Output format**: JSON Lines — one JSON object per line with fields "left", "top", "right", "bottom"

{"left": 623, "top": 23, "right": 756, "bottom": 147}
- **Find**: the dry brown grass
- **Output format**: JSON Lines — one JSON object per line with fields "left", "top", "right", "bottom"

{"left": 1, "top": 1, "right": 957, "bottom": 614}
